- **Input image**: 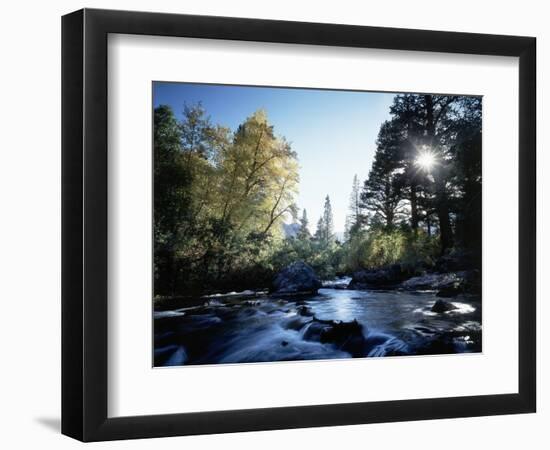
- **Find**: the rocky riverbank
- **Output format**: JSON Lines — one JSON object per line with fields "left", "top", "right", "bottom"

{"left": 268, "top": 257, "right": 481, "bottom": 301}
{"left": 348, "top": 267, "right": 480, "bottom": 296}
{"left": 154, "top": 285, "right": 481, "bottom": 366}
{"left": 346, "top": 251, "right": 481, "bottom": 298}
{"left": 153, "top": 258, "right": 482, "bottom": 366}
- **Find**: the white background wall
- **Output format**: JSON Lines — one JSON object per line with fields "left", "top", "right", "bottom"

{"left": 0, "top": 0, "right": 546, "bottom": 448}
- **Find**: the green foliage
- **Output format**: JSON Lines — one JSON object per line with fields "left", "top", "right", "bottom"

{"left": 345, "top": 174, "right": 365, "bottom": 240}
{"left": 297, "top": 209, "right": 311, "bottom": 240}
{"left": 361, "top": 94, "right": 481, "bottom": 255}
{"left": 314, "top": 195, "right": 334, "bottom": 245}
{"left": 360, "top": 120, "right": 405, "bottom": 229}
{"left": 367, "top": 229, "right": 407, "bottom": 267}
{"left": 342, "top": 229, "right": 439, "bottom": 272}
{"left": 154, "top": 105, "right": 299, "bottom": 295}
{"left": 270, "top": 235, "right": 343, "bottom": 280}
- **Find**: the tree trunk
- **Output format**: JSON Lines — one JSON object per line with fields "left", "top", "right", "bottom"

{"left": 425, "top": 95, "right": 435, "bottom": 145}
{"left": 436, "top": 202, "right": 453, "bottom": 253}
{"left": 434, "top": 176, "right": 453, "bottom": 254}
{"left": 424, "top": 95, "right": 453, "bottom": 253}
{"left": 385, "top": 209, "right": 394, "bottom": 229}
{"left": 410, "top": 183, "right": 419, "bottom": 232}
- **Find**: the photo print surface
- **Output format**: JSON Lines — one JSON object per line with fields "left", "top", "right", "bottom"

{"left": 153, "top": 82, "right": 482, "bottom": 367}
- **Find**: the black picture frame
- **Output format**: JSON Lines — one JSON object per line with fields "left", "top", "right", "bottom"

{"left": 62, "top": 8, "right": 536, "bottom": 442}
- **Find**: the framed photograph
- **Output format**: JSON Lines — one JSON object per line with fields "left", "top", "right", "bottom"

{"left": 62, "top": 8, "right": 536, "bottom": 441}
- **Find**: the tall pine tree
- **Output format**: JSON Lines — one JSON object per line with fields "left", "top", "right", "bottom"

{"left": 298, "top": 209, "right": 311, "bottom": 240}
{"left": 360, "top": 120, "right": 404, "bottom": 229}
{"left": 315, "top": 195, "right": 334, "bottom": 245}
{"left": 344, "top": 174, "right": 364, "bottom": 240}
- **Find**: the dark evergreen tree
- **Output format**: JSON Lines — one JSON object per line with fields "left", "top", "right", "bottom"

{"left": 315, "top": 196, "right": 334, "bottom": 245}
{"left": 179, "top": 102, "right": 214, "bottom": 158}
{"left": 387, "top": 94, "right": 460, "bottom": 253}
{"left": 447, "top": 96, "right": 482, "bottom": 260}
{"left": 298, "top": 209, "right": 311, "bottom": 240}
{"left": 154, "top": 105, "right": 189, "bottom": 295}
{"left": 345, "top": 174, "right": 365, "bottom": 240}
{"left": 360, "top": 120, "right": 404, "bottom": 229}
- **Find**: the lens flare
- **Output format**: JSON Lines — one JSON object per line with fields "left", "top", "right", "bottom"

{"left": 415, "top": 149, "right": 437, "bottom": 171}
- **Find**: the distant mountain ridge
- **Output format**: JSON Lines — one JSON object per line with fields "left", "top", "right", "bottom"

{"left": 282, "top": 222, "right": 301, "bottom": 238}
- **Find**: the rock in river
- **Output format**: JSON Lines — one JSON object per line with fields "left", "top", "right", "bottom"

{"left": 302, "top": 317, "right": 366, "bottom": 357}
{"left": 297, "top": 305, "right": 314, "bottom": 317}
{"left": 402, "top": 270, "right": 480, "bottom": 295}
{"left": 272, "top": 261, "right": 322, "bottom": 295}
{"left": 431, "top": 299, "right": 458, "bottom": 313}
{"left": 348, "top": 264, "right": 408, "bottom": 289}
{"left": 401, "top": 272, "right": 460, "bottom": 291}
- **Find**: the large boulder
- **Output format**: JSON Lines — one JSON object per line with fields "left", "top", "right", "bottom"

{"left": 348, "top": 264, "right": 408, "bottom": 289}
{"left": 272, "top": 261, "right": 322, "bottom": 295}
{"left": 302, "top": 317, "right": 366, "bottom": 357}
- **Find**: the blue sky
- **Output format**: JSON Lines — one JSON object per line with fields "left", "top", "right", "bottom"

{"left": 153, "top": 82, "right": 395, "bottom": 233}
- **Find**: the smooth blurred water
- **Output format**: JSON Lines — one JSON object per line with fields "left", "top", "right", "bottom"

{"left": 154, "top": 286, "right": 481, "bottom": 367}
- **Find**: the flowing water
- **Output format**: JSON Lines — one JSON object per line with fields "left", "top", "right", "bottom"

{"left": 154, "top": 282, "right": 481, "bottom": 367}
